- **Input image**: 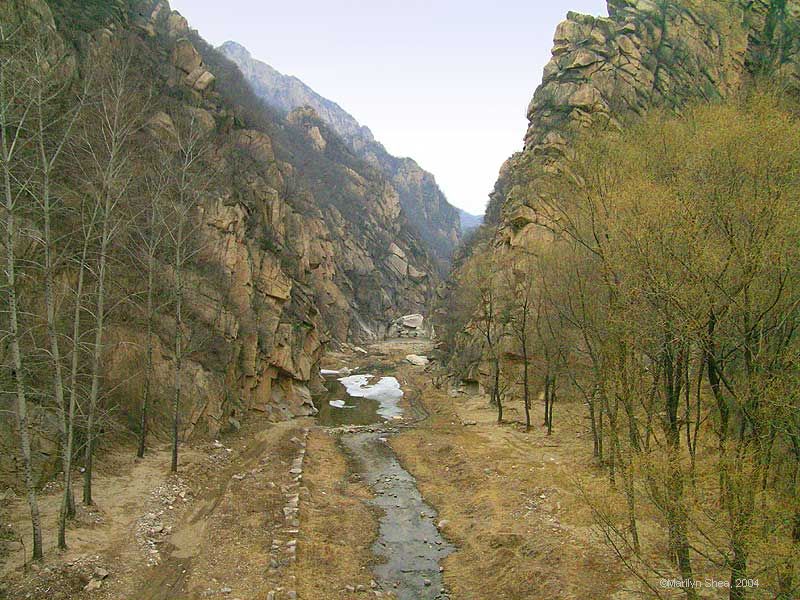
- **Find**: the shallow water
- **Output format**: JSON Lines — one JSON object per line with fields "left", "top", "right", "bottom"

{"left": 341, "top": 433, "right": 454, "bottom": 599}
{"left": 316, "top": 378, "right": 382, "bottom": 426}
{"left": 318, "top": 371, "right": 453, "bottom": 598}
{"left": 317, "top": 373, "right": 403, "bottom": 426}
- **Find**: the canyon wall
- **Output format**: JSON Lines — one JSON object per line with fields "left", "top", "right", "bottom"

{"left": 219, "top": 41, "right": 464, "bottom": 273}
{"left": 450, "top": 0, "right": 800, "bottom": 377}
{"left": 0, "top": 0, "right": 442, "bottom": 485}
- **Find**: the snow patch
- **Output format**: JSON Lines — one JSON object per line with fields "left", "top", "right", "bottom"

{"left": 338, "top": 374, "right": 404, "bottom": 419}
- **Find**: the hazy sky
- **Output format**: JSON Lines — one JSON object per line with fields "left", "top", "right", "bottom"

{"left": 169, "top": 0, "right": 608, "bottom": 215}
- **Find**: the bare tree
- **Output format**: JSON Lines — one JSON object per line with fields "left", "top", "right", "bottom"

{"left": 78, "top": 55, "right": 141, "bottom": 505}
{"left": 162, "top": 116, "right": 209, "bottom": 473}
{"left": 0, "top": 22, "right": 43, "bottom": 560}
{"left": 502, "top": 254, "right": 536, "bottom": 431}
{"left": 27, "top": 29, "right": 88, "bottom": 532}
{"left": 132, "top": 168, "right": 168, "bottom": 459}
{"left": 462, "top": 253, "right": 505, "bottom": 423}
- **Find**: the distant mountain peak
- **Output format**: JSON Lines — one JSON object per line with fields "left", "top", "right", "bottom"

{"left": 220, "top": 40, "right": 463, "bottom": 270}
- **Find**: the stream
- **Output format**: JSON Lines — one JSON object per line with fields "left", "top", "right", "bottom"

{"left": 319, "top": 372, "right": 454, "bottom": 599}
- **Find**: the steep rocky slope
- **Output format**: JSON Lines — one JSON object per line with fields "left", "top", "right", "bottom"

{"left": 0, "top": 0, "right": 441, "bottom": 485}
{"left": 219, "top": 41, "right": 463, "bottom": 273}
{"left": 490, "top": 0, "right": 799, "bottom": 236}
{"left": 449, "top": 0, "right": 800, "bottom": 372}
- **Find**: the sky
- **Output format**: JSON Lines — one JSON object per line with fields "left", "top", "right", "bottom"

{"left": 168, "top": 0, "right": 609, "bottom": 215}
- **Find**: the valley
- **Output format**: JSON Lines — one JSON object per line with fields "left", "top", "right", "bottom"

{"left": 0, "top": 339, "right": 627, "bottom": 600}
{"left": 1, "top": 0, "right": 799, "bottom": 598}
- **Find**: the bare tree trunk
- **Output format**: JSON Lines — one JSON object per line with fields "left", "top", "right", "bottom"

{"left": 547, "top": 375, "right": 556, "bottom": 435}
{"left": 138, "top": 203, "right": 157, "bottom": 459}
{"left": 543, "top": 374, "right": 550, "bottom": 427}
{"left": 59, "top": 205, "right": 95, "bottom": 547}
{"left": 522, "top": 341, "right": 531, "bottom": 432}
{"left": 587, "top": 390, "right": 599, "bottom": 457}
{"left": 83, "top": 211, "right": 110, "bottom": 505}
{"left": 493, "top": 358, "right": 502, "bottom": 423}
{"left": 171, "top": 219, "right": 183, "bottom": 473}
{"left": 2, "top": 138, "right": 44, "bottom": 561}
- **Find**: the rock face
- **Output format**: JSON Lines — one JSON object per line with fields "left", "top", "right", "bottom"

{"left": 0, "top": 0, "right": 442, "bottom": 486}
{"left": 451, "top": 0, "right": 800, "bottom": 380}
{"left": 219, "top": 41, "right": 463, "bottom": 273}
{"left": 487, "top": 0, "right": 800, "bottom": 235}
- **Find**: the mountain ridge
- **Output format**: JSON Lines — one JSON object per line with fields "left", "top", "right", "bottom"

{"left": 219, "top": 39, "right": 464, "bottom": 273}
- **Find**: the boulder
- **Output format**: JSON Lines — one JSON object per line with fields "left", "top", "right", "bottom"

{"left": 187, "top": 107, "right": 216, "bottom": 134}
{"left": 185, "top": 67, "right": 215, "bottom": 91}
{"left": 400, "top": 314, "right": 424, "bottom": 329}
{"left": 387, "top": 313, "right": 427, "bottom": 339}
{"left": 145, "top": 111, "right": 177, "bottom": 144}
{"left": 236, "top": 129, "right": 275, "bottom": 164}
{"left": 405, "top": 354, "right": 429, "bottom": 366}
{"left": 166, "top": 11, "right": 188, "bottom": 37}
{"left": 172, "top": 38, "right": 202, "bottom": 74}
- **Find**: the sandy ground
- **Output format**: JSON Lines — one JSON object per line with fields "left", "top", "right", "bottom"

{"left": 3, "top": 338, "right": 641, "bottom": 599}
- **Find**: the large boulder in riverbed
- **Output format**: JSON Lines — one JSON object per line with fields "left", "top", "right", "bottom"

{"left": 387, "top": 313, "right": 427, "bottom": 338}
{"left": 405, "top": 354, "right": 429, "bottom": 366}
{"left": 400, "top": 314, "right": 424, "bottom": 329}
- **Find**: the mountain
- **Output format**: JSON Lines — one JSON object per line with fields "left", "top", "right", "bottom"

{"left": 217, "top": 40, "right": 375, "bottom": 150}
{"left": 447, "top": 0, "right": 800, "bottom": 357}
{"left": 219, "top": 40, "right": 462, "bottom": 273}
{"left": 0, "top": 0, "right": 443, "bottom": 485}
{"left": 484, "top": 0, "right": 800, "bottom": 233}
{"left": 457, "top": 209, "right": 483, "bottom": 232}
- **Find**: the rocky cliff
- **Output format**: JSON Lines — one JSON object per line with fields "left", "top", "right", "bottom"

{"left": 0, "top": 0, "right": 441, "bottom": 485}
{"left": 488, "top": 0, "right": 799, "bottom": 236}
{"left": 219, "top": 41, "right": 463, "bottom": 273}
{"left": 448, "top": 0, "right": 800, "bottom": 372}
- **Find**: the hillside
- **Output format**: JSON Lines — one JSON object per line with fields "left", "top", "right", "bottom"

{"left": 219, "top": 41, "right": 463, "bottom": 273}
{"left": 0, "top": 0, "right": 442, "bottom": 488}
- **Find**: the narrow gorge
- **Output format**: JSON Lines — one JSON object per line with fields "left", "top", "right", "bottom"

{"left": 1, "top": 1, "right": 799, "bottom": 599}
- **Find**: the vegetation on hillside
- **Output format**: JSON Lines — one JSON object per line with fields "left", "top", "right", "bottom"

{"left": 441, "top": 90, "right": 800, "bottom": 597}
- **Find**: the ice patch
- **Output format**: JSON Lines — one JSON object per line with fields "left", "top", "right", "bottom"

{"left": 329, "top": 399, "right": 350, "bottom": 409}
{"left": 338, "top": 374, "right": 403, "bottom": 419}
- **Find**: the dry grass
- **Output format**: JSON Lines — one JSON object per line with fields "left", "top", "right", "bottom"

{"left": 292, "top": 429, "right": 378, "bottom": 599}
{"left": 391, "top": 364, "right": 632, "bottom": 600}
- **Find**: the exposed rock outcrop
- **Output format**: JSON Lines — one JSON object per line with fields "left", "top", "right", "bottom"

{"left": 451, "top": 0, "right": 800, "bottom": 382}
{"left": 218, "top": 40, "right": 464, "bottom": 273}
{"left": 488, "top": 0, "right": 800, "bottom": 235}
{"left": 0, "top": 0, "right": 442, "bottom": 487}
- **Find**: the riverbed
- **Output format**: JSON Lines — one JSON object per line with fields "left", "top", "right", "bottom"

{"left": 320, "top": 371, "right": 454, "bottom": 599}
